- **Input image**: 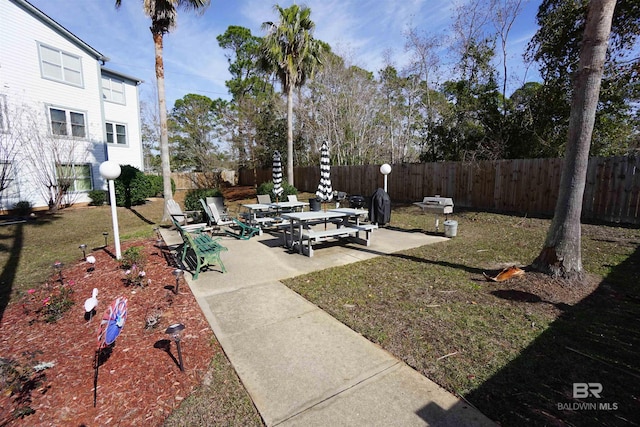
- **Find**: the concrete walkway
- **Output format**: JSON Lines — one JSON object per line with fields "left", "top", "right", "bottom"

{"left": 161, "top": 226, "right": 495, "bottom": 426}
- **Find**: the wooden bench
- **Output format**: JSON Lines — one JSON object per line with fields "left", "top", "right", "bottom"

{"left": 178, "top": 227, "right": 228, "bottom": 279}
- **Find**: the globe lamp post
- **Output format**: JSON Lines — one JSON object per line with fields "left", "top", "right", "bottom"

{"left": 99, "top": 161, "right": 122, "bottom": 259}
{"left": 380, "top": 163, "right": 392, "bottom": 193}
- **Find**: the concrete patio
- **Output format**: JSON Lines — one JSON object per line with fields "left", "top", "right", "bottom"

{"left": 161, "top": 225, "right": 495, "bottom": 426}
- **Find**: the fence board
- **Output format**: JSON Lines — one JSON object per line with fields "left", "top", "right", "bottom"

{"left": 237, "top": 155, "right": 640, "bottom": 224}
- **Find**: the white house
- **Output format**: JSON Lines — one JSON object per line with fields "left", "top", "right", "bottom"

{"left": 0, "top": 0, "right": 144, "bottom": 211}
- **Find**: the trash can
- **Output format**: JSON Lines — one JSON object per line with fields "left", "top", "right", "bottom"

{"left": 444, "top": 220, "right": 458, "bottom": 238}
{"left": 309, "top": 198, "right": 321, "bottom": 211}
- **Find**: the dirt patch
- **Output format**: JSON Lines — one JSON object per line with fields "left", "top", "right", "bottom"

{"left": 481, "top": 270, "right": 601, "bottom": 318}
{"left": 0, "top": 239, "right": 217, "bottom": 426}
{"left": 221, "top": 186, "right": 257, "bottom": 201}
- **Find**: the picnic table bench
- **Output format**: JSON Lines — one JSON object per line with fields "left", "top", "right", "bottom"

{"left": 298, "top": 223, "right": 377, "bottom": 257}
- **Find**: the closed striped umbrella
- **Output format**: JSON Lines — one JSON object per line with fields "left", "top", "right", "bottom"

{"left": 315, "top": 142, "right": 333, "bottom": 204}
{"left": 272, "top": 151, "right": 283, "bottom": 200}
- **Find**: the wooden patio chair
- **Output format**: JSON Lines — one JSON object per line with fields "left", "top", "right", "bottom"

{"left": 166, "top": 199, "right": 210, "bottom": 232}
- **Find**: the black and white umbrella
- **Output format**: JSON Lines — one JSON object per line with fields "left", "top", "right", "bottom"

{"left": 315, "top": 142, "right": 333, "bottom": 206}
{"left": 272, "top": 150, "right": 283, "bottom": 201}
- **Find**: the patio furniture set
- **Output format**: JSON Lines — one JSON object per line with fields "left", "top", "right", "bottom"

{"left": 166, "top": 192, "right": 455, "bottom": 279}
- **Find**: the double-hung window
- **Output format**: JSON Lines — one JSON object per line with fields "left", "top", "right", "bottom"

{"left": 57, "top": 164, "right": 93, "bottom": 192}
{"left": 106, "top": 122, "right": 127, "bottom": 145}
{"left": 49, "top": 107, "right": 86, "bottom": 138}
{"left": 102, "top": 77, "right": 125, "bottom": 104}
{"left": 38, "top": 43, "right": 83, "bottom": 87}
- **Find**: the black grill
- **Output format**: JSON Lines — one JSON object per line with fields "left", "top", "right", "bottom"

{"left": 349, "top": 195, "right": 366, "bottom": 208}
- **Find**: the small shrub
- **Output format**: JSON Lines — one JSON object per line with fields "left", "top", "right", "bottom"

{"left": 257, "top": 181, "right": 297, "bottom": 201}
{"left": 183, "top": 188, "right": 223, "bottom": 212}
{"left": 13, "top": 200, "right": 32, "bottom": 217}
{"left": 120, "top": 246, "right": 146, "bottom": 270}
{"left": 146, "top": 174, "right": 175, "bottom": 198}
{"left": 0, "top": 353, "right": 53, "bottom": 420}
{"left": 123, "top": 263, "right": 148, "bottom": 287}
{"left": 40, "top": 284, "right": 75, "bottom": 323}
{"left": 88, "top": 190, "right": 107, "bottom": 206}
{"left": 114, "top": 165, "right": 150, "bottom": 207}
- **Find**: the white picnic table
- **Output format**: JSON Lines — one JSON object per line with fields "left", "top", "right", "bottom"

{"left": 241, "top": 203, "right": 275, "bottom": 230}
{"left": 281, "top": 210, "right": 376, "bottom": 257}
{"left": 269, "top": 200, "right": 309, "bottom": 213}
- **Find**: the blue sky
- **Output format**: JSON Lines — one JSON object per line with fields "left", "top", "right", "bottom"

{"left": 28, "top": 0, "right": 542, "bottom": 107}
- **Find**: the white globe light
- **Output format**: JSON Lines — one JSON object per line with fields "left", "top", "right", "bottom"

{"left": 380, "top": 163, "right": 392, "bottom": 175}
{"left": 99, "top": 161, "right": 121, "bottom": 180}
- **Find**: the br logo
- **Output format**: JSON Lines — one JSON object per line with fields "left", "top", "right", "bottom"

{"left": 573, "top": 383, "right": 603, "bottom": 398}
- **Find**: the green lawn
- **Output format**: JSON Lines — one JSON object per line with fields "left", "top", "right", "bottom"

{"left": 1, "top": 197, "right": 638, "bottom": 426}
{"left": 284, "top": 207, "right": 640, "bottom": 426}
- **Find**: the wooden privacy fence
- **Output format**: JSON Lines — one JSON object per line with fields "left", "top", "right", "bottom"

{"left": 239, "top": 156, "right": 640, "bottom": 225}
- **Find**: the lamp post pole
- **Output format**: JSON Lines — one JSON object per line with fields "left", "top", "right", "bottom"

{"left": 380, "top": 163, "right": 392, "bottom": 193}
{"left": 100, "top": 161, "right": 122, "bottom": 260}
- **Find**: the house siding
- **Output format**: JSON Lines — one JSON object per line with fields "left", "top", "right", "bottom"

{"left": 0, "top": 0, "right": 143, "bottom": 210}
{"left": 102, "top": 70, "right": 144, "bottom": 170}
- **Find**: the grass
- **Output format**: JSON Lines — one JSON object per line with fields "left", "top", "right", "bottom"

{"left": 2, "top": 193, "right": 638, "bottom": 426}
{"left": 283, "top": 206, "right": 640, "bottom": 426}
{"left": 0, "top": 201, "right": 164, "bottom": 296}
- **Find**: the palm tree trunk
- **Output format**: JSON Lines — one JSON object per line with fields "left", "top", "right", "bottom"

{"left": 286, "top": 84, "right": 294, "bottom": 187}
{"left": 153, "top": 31, "right": 173, "bottom": 221}
{"left": 532, "top": 0, "right": 616, "bottom": 279}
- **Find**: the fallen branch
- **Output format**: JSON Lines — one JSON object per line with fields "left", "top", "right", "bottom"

{"left": 437, "top": 351, "right": 458, "bottom": 361}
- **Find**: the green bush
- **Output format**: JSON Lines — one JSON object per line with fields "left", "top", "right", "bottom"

{"left": 146, "top": 175, "right": 163, "bottom": 197}
{"left": 183, "top": 188, "right": 223, "bottom": 212}
{"left": 13, "top": 200, "right": 32, "bottom": 217}
{"left": 145, "top": 174, "right": 176, "bottom": 198}
{"left": 114, "top": 165, "right": 149, "bottom": 207}
{"left": 88, "top": 190, "right": 107, "bottom": 206}
{"left": 120, "top": 246, "right": 146, "bottom": 270}
{"left": 257, "top": 181, "right": 297, "bottom": 201}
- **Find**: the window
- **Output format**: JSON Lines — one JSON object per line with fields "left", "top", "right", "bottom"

{"left": 38, "top": 44, "right": 83, "bottom": 86}
{"left": 57, "top": 164, "right": 93, "bottom": 192}
{"left": 49, "top": 107, "right": 86, "bottom": 138}
{"left": 102, "top": 77, "right": 125, "bottom": 104}
{"left": 106, "top": 122, "right": 127, "bottom": 145}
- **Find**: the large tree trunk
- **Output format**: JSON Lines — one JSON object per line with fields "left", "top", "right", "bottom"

{"left": 154, "top": 31, "right": 173, "bottom": 221}
{"left": 286, "top": 84, "right": 294, "bottom": 187}
{"left": 533, "top": 0, "right": 616, "bottom": 279}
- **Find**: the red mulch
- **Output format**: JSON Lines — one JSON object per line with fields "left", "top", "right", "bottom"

{"left": 0, "top": 238, "right": 217, "bottom": 426}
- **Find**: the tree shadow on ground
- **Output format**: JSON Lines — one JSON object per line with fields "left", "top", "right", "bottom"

{"left": 127, "top": 207, "right": 156, "bottom": 225}
{"left": 0, "top": 222, "right": 22, "bottom": 325}
{"left": 466, "top": 244, "right": 640, "bottom": 426}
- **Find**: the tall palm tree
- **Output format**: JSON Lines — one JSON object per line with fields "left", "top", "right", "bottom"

{"left": 115, "top": 0, "right": 210, "bottom": 220}
{"left": 261, "top": 4, "right": 323, "bottom": 187}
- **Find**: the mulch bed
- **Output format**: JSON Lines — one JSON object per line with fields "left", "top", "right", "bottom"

{"left": 0, "top": 238, "right": 217, "bottom": 426}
